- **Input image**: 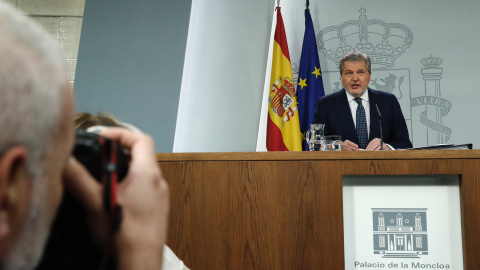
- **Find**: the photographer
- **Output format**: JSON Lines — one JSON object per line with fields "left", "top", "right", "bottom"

{"left": 66, "top": 112, "right": 188, "bottom": 270}
{"left": 0, "top": 2, "right": 169, "bottom": 270}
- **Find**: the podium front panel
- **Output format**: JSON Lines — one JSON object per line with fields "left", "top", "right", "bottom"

{"left": 343, "top": 175, "right": 463, "bottom": 270}
{"left": 157, "top": 151, "right": 480, "bottom": 270}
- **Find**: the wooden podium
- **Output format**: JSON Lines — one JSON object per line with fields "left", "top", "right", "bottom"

{"left": 156, "top": 150, "right": 480, "bottom": 269}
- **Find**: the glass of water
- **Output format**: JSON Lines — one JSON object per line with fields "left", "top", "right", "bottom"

{"left": 309, "top": 138, "right": 327, "bottom": 151}
{"left": 326, "top": 135, "right": 342, "bottom": 151}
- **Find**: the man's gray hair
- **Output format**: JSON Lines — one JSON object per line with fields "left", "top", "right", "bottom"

{"left": 339, "top": 52, "right": 372, "bottom": 75}
{"left": 0, "top": 3, "right": 71, "bottom": 269}
{"left": 0, "top": 2, "right": 68, "bottom": 181}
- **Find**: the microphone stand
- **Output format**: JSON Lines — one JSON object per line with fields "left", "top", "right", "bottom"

{"left": 376, "top": 104, "right": 383, "bottom": 150}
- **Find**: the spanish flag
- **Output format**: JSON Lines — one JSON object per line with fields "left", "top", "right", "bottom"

{"left": 266, "top": 6, "right": 302, "bottom": 151}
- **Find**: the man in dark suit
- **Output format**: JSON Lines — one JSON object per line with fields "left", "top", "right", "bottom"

{"left": 313, "top": 52, "right": 412, "bottom": 150}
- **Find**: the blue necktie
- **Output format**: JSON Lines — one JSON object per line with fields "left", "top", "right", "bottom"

{"left": 355, "top": 98, "right": 368, "bottom": 149}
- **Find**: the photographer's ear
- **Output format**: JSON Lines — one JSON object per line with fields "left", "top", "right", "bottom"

{"left": 0, "top": 146, "right": 28, "bottom": 242}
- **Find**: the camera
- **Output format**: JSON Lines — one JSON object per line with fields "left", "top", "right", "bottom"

{"left": 73, "top": 129, "right": 129, "bottom": 183}
{"left": 35, "top": 130, "right": 130, "bottom": 270}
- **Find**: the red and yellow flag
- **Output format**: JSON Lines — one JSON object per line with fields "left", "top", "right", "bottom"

{"left": 266, "top": 7, "right": 302, "bottom": 151}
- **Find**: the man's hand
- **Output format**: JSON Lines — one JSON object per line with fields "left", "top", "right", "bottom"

{"left": 366, "top": 138, "right": 391, "bottom": 151}
{"left": 63, "top": 127, "right": 169, "bottom": 270}
{"left": 63, "top": 157, "right": 107, "bottom": 251}
{"left": 341, "top": 140, "right": 362, "bottom": 151}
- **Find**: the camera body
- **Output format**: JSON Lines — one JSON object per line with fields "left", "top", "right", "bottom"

{"left": 36, "top": 130, "right": 129, "bottom": 270}
{"left": 73, "top": 129, "right": 129, "bottom": 182}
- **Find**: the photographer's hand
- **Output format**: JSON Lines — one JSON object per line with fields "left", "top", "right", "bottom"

{"left": 63, "top": 157, "right": 108, "bottom": 252}
{"left": 63, "top": 127, "right": 169, "bottom": 270}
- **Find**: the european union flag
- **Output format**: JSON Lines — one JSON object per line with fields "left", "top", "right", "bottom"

{"left": 296, "top": 9, "right": 325, "bottom": 151}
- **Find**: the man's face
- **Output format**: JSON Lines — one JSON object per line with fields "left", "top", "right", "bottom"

{"left": 3, "top": 87, "right": 75, "bottom": 269}
{"left": 341, "top": 60, "right": 371, "bottom": 98}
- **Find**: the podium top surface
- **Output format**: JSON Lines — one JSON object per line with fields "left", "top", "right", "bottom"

{"left": 157, "top": 149, "right": 480, "bottom": 162}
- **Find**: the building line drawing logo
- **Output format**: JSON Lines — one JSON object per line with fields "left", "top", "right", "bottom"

{"left": 372, "top": 208, "right": 428, "bottom": 258}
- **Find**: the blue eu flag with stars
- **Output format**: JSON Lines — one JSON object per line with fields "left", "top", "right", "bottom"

{"left": 296, "top": 9, "right": 325, "bottom": 151}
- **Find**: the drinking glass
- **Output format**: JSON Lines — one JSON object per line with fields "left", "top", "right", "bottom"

{"left": 326, "top": 135, "right": 342, "bottom": 151}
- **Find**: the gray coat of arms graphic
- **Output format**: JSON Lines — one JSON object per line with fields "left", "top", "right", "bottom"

{"left": 292, "top": 8, "right": 453, "bottom": 147}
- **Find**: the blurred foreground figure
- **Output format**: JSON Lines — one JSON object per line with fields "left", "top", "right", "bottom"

{"left": 0, "top": 2, "right": 170, "bottom": 269}
{"left": 73, "top": 111, "right": 190, "bottom": 270}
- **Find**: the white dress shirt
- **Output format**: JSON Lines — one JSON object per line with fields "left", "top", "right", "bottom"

{"left": 345, "top": 90, "right": 394, "bottom": 149}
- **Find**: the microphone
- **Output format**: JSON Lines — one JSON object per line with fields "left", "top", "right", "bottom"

{"left": 375, "top": 104, "right": 384, "bottom": 150}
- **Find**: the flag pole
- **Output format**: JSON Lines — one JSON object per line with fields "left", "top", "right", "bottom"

{"left": 277, "top": 0, "right": 280, "bottom": 8}
{"left": 306, "top": 0, "right": 309, "bottom": 10}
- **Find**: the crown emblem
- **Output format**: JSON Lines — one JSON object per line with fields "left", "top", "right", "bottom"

{"left": 421, "top": 55, "right": 442, "bottom": 69}
{"left": 316, "top": 8, "right": 413, "bottom": 69}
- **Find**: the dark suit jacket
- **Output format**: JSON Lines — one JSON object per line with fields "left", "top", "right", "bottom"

{"left": 313, "top": 88, "right": 412, "bottom": 149}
